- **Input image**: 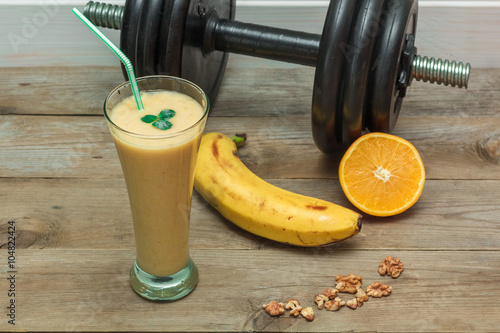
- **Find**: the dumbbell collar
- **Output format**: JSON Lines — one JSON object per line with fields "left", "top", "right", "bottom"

{"left": 398, "top": 34, "right": 417, "bottom": 98}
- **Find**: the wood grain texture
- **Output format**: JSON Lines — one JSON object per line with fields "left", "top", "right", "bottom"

{"left": 1, "top": 114, "right": 500, "bottom": 180}
{"left": 1, "top": 67, "right": 499, "bottom": 181}
{"left": 0, "top": 64, "right": 499, "bottom": 332}
{"left": 0, "top": 177, "right": 499, "bottom": 251}
{"left": 1, "top": 66, "right": 497, "bottom": 118}
{"left": 0, "top": 249, "right": 499, "bottom": 332}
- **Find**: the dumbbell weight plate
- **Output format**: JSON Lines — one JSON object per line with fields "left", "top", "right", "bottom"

{"left": 135, "top": 0, "right": 165, "bottom": 76}
{"left": 157, "top": 0, "right": 191, "bottom": 78}
{"left": 312, "top": 0, "right": 357, "bottom": 153}
{"left": 340, "top": 0, "right": 385, "bottom": 147}
{"left": 157, "top": 0, "right": 235, "bottom": 104}
{"left": 182, "top": 0, "right": 235, "bottom": 103}
{"left": 120, "top": 0, "right": 142, "bottom": 79}
{"left": 366, "top": 0, "right": 418, "bottom": 133}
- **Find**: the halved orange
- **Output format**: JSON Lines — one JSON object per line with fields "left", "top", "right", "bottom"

{"left": 339, "top": 133, "right": 425, "bottom": 217}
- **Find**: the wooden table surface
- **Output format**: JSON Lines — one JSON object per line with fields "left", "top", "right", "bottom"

{"left": 0, "top": 65, "right": 499, "bottom": 332}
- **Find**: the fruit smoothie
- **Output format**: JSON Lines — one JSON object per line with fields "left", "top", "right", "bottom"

{"left": 107, "top": 90, "right": 206, "bottom": 277}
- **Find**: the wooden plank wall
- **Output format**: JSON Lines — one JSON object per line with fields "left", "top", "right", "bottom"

{"left": 0, "top": 0, "right": 499, "bottom": 68}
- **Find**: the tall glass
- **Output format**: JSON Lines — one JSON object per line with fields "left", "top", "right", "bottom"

{"left": 104, "top": 76, "right": 209, "bottom": 301}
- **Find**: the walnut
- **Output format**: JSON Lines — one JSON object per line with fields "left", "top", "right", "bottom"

{"left": 263, "top": 301, "right": 284, "bottom": 316}
{"left": 285, "top": 299, "right": 302, "bottom": 317}
{"left": 325, "top": 297, "right": 346, "bottom": 311}
{"left": 355, "top": 286, "right": 369, "bottom": 307}
{"left": 323, "top": 288, "right": 338, "bottom": 299}
{"left": 366, "top": 281, "right": 392, "bottom": 298}
{"left": 335, "top": 273, "right": 363, "bottom": 293}
{"left": 300, "top": 307, "right": 315, "bottom": 321}
{"left": 314, "top": 294, "right": 329, "bottom": 310}
{"left": 378, "top": 256, "right": 404, "bottom": 278}
{"left": 346, "top": 298, "right": 358, "bottom": 309}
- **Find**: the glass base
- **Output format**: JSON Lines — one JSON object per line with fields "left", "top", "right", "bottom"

{"left": 129, "top": 257, "right": 198, "bottom": 301}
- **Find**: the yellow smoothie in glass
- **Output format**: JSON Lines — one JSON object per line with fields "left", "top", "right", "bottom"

{"left": 108, "top": 91, "right": 205, "bottom": 277}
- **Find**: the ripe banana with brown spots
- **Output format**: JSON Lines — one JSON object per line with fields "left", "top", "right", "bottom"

{"left": 194, "top": 132, "right": 362, "bottom": 246}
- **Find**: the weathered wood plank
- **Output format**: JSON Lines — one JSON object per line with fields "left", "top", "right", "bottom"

{"left": 1, "top": 67, "right": 498, "bottom": 117}
{"left": 0, "top": 66, "right": 123, "bottom": 115}
{"left": 1, "top": 178, "right": 499, "bottom": 251}
{"left": 215, "top": 68, "right": 500, "bottom": 118}
{"left": 0, "top": 66, "right": 318, "bottom": 116}
{"left": 1, "top": 115, "right": 499, "bottom": 179}
{"left": 0, "top": 249, "right": 498, "bottom": 332}
{"left": 0, "top": 64, "right": 499, "bottom": 333}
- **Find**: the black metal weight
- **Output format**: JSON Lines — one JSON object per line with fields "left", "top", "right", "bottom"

{"left": 136, "top": 0, "right": 164, "bottom": 75}
{"left": 340, "top": 0, "right": 386, "bottom": 147}
{"left": 183, "top": 0, "right": 235, "bottom": 101}
{"left": 120, "top": 0, "right": 141, "bottom": 77}
{"left": 366, "top": 0, "right": 418, "bottom": 135}
{"left": 120, "top": 0, "right": 235, "bottom": 101}
{"left": 83, "top": 0, "right": 470, "bottom": 152}
{"left": 312, "top": 0, "right": 357, "bottom": 153}
{"left": 312, "top": 0, "right": 388, "bottom": 152}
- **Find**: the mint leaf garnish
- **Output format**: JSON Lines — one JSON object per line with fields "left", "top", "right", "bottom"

{"left": 159, "top": 109, "right": 175, "bottom": 120}
{"left": 153, "top": 120, "right": 172, "bottom": 130}
{"left": 140, "top": 109, "right": 176, "bottom": 130}
{"left": 141, "top": 115, "right": 157, "bottom": 123}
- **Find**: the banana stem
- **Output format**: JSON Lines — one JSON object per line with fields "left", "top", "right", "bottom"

{"left": 230, "top": 133, "right": 247, "bottom": 147}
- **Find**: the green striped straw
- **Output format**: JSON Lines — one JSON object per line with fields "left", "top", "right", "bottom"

{"left": 72, "top": 8, "right": 144, "bottom": 111}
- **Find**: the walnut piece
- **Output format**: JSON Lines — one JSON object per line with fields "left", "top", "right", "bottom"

{"left": 335, "top": 273, "right": 363, "bottom": 293}
{"left": 263, "top": 301, "right": 284, "bottom": 316}
{"left": 355, "top": 286, "right": 369, "bottom": 307}
{"left": 323, "top": 288, "right": 338, "bottom": 299}
{"left": 285, "top": 299, "right": 302, "bottom": 317}
{"left": 366, "top": 281, "right": 392, "bottom": 298}
{"left": 378, "top": 256, "right": 404, "bottom": 278}
{"left": 346, "top": 298, "right": 358, "bottom": 309}
{"left": 325, "top": 297, "right": 346, "bottom": 311}
{"left": 300, "top": 307, "right": 315, "bottom": 321}
{"left": 314, "top": 294, "right": 329, "bottom": 310}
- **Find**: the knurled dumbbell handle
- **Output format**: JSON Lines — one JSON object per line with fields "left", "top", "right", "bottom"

{"left": 212, "top": 19, "right": 320, "bottom": 67}
{"left": 83, "top": 1, "right": 470, "bottom": 88}
{"left": 83, "top": 1, "right": 320, "bottom": 66}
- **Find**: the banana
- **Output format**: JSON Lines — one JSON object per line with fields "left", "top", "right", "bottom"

{"left": 194, "top": 132, "right": 362, "bottom": 247}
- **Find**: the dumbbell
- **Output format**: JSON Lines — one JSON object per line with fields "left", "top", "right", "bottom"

{"left": 83, "top": 0, "right": 470, "bottom": 152}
